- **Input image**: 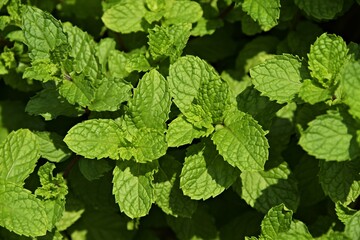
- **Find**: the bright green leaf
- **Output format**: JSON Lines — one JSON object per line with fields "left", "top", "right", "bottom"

{"left": 299, "top": 110, "right": 360, "bottom": 161}
{"left": 298, "top": 79, "right": 332, "bottom": 104}
{"left": 129, "top": 69, "right": 171, "bottom": 130}
{"left": 341, "top": 61, "right": 360, "bottom": 119}
{"left": 250, "top": 54, "right": 307, "bottom": 103}
{"left": 242, "top": 0, "right": 280, "bottom": 31}
{"left": 212, "top": 110, "right": 269, "bottom": 171}
{"left": 64, "top": 119, "right": 123, "bottom": 160}
{"left": 180, "top": 139, "right": 239, "bottom": 200}
{"left": 308, "top": 33, "right": 348, "bottom": 87}
{"left": 21, "top": 5, "right": 67, "bottom": 59}
{"left": 260, "top": 204, "right": 292, "bottom": 239}
{"left": 112, "top": 160, "right": 157, "bottom": 218}
{"left": 344, "top": 210, "right": 360, "bottom": 239}
{"left": 163, "top": 0, "right": 203, "bottom": 25}
{"left": 0, "top": 129, "right": 40, "bottom": 184}
{"left": 166, "top": 115, "right": 211, "bottom": 147}
{"left": 148, "top": 23, "right": 191, "bottom": 62}
{"left": 35, "top": 131, "right": 71, "bottom": 162}
{"left": 89, "top": 77, "right": 132, "bottom": 112}
{"left": 0, "top": 180, "right": 48, "bottom": 237}
{"left": 102, "top": 0, "right": 148, "bottom": 34}
{"left": 241, "top": 162, "right": 299, "bottom": 213}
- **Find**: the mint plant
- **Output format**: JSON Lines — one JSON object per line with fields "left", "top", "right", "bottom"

{"left": 1, "top": 0, "right": 360, "bottom": 239}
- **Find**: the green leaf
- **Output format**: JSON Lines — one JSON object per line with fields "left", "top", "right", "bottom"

{"left": 124, "top": 127, "right": 168, "bottom": 163}
{"left": 298, "top": 79, "right": 332, "bottom": 104}
{"left": 153, "top": 155, "right": 197, "bottom": 217}
{"left": 163, "top": 0, "right": 203, "bottom": 25}
{"left": 168, "top": 55, "right": 229, "bottom": 126}
{"left": 166, "top": 115, "right": 211, "bottom": 147}
{"left": 63, "top": 22, "right": 99, "bottom": 80}
{"left": 212, "top": 110, "right": 269, "bottom": 171}
{"left": 294, "top": 0, "right": 344, "bottom": 20}
{"left": 0, "top": 180, "right": 48, "bottom": 237}
{"left": 250, "top": 54, "right": 307, "bottom": 103}
{"left": 21, "top": 5, "right": 67, "bottom": 59}
{"left": 180, "top": 139, "right": 239, "bottom": 200}
{"left": 299, "top": 110, "right": 360, "bottom": 161}
{"left": 308, "top": 33, "right": 348, "bottom": 87}
{"left": 241, "top": 162, "right": 299, "bottom": 213}
{"left": 35, "top": 131, "right": 71, "bottom": 163}
{"left": 58, "top": 74, "right": 95, "bottom": 107}
{"left": 335, "top": 202, "right": 357, "bottom": 224}
{"left": 148, "top": 23, "right": 191, "bottom": 62}
{"left": 35, "top": 163, "right": 68, "bottom": 231}
{"left": 26, "top": 84, "right": 84, "bottom": 120}
{"left": 97, "top": 38, "right": 116, "bottom": 70}
{"left": 108, "top": 49, "right": 151, "bottom": 78}
{"left": 242, "top": 0, "right": 280, "bottom": 31}
{"left": 112, "top": 160, "right": 157, "bottom": 218}
{"left": 344, "top": 210, "right": 360, "bottom": 239}
{"left": 89, "top": 77, "right": 132, "bottom": 112}
{"left": 64, "top": 119, "right": 123, "bottom": 160}
{"left": 341, "top": 61, "right": 360, "bottom": 119}
{"left": 102, "top": 0, "right": 148, "bottom": 34}
{"left": 0, "top": 129, "right": 40, "bottom": 184}
{"left": 260, "top": 204, "right": 292, "bottom": 239}
{"left": 276, "top": 221, "right": 313, "bottom": 240}
{"left": 78, "top": 158, "right": 113, "bottom": 181}
{"left": 22, "top": 58, "right": 60, "bottom": 82}
{"left": 128, "top": 69, "right": 171, "bottom": 130}
{"left": 319, "top": 159, "right": 360, "bottom": 204}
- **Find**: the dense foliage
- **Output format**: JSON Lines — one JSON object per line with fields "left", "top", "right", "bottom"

{"left": 1, "top": 0, "right": 360, "bottom": 239}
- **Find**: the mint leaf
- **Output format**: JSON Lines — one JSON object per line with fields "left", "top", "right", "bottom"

{"left": 294, "top": 0, "right": 344, "bottom": 20}
{"left": 102, "top": 0, "right": 148, "bottom": 34}
{"left": 308, "top": 33, "right": 348, "bottom": 87}
{"left": 97, "top": 38, "right": 116, "bottom": 70}
{"left": 35, "top": 163, "right": 68, "bottom": 231}
{"left": 298, "top": 79, "right": 332, "bottom": 104}
{"left": 180, "top": 139, "right": 239, "bottom": 200}
{"left": 89, "top": 77, "right": 132, "bottom": 112}
{"left": 128, "top": 69, "right": 171, "bottom": 130}
{"left": 153, "top": 155, "right": 197, "bottom": 217}
{"left": 0, "top": 180, "right": 48, "bottom": 237}
{"left": 341, "top": 61, "right": 360, "bottom": 119}
{"left": 250, "top": 54, "right": 307, "bottom": 103}
{"left": 63, "top": 22, "right": 99, "bottom": 80}
{"left": 58, "top": 74, "right": 95, "bottom": 107}
{"left": 212, "top": 110, "right": 269, "bottom": 171}
{"left": 21, "top": 5, "right": 67, "bottom": 59}
{"left": 26, "top": 84, "right": 84, "bottom": 120}
{"left": 319, "top": 159, "right": 360, "bottom": 204}
{"left": 0, "top": 129, "right": 40, "bottom": 184}
{"left": 241, "top": 162, "right": 299, "bottom": 213}
{"left": 242, "top": 0, "right": 280, "bottom": 31}
{"left": 35, "top": 131, "right": 71, "bottom": 163}
{"left": 108, "top": 49, "right": 151, "bottom": 79}
{"left": 112, "top": 160, "right": 157, "bottom": 218}
{"left": 260, "top": 204, "right": 292, "bottom": 239}
{"left": 148, "top": 23, "right": 191, "bottom": 62}
{"left": 163, "top": 0, "right": 203, "bottom": 25}
{"left": 168, "top": 55, "right": 229, "bottom": 126}
{"left": 166, "top": 115, "right": 211, "bottom": 147}
{"left": 124, "top": 127, "right": 167, "bottom": 163}
{"left": 344, "top": 210, "right": 360, "bottom": 240}
{"left": 64, "top": 119, "right": 123, "bottom": 160}
{"left": 299, "top": 110, "right": 360, "bottom": 161}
